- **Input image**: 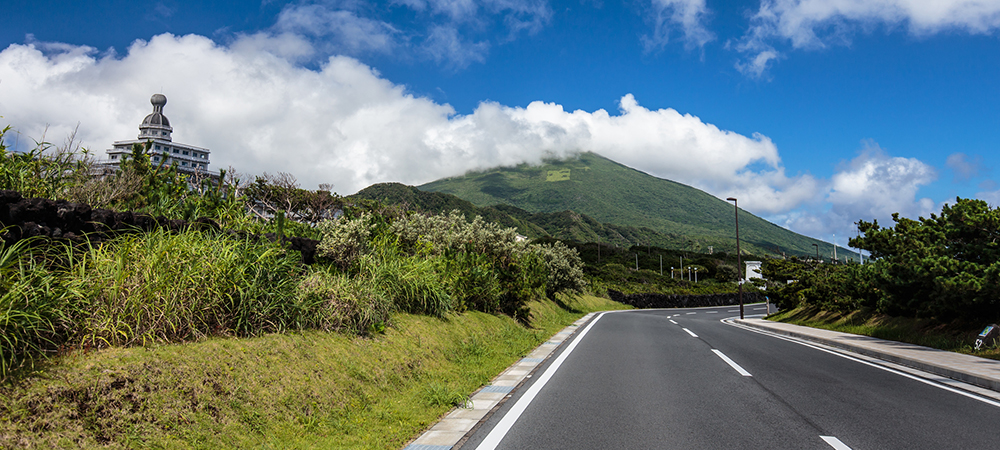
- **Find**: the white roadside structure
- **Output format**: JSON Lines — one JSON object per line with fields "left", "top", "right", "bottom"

{"left": 745, "top": 261, "right": 762, "bottom": 283}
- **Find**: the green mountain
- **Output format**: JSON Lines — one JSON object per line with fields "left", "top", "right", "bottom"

{"left": 418, "top": 152, "right": 851, "bottom": 259}
{"left": 351, "top": 183, "right": 685, "bottom": 249}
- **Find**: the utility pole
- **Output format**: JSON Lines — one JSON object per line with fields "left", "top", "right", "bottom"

{"left": 727, "top": 197, "right": 744, "bottom": 320}
{"left": 635, "top": 253, "right": 638, "bottom": 271}
{"left": 659, "top": 255, "right": 663, "bottom": 276}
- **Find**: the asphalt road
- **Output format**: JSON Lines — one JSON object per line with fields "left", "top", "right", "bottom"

{"left": 462, "top": 304, "right": 1000, "bottom": 449}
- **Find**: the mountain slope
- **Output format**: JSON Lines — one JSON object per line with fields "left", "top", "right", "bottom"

{"left": 419, "top": 152, "right": 848, "bottom": 258}
{"left": 350, "top": 183, "right": 687, "bottom": 249}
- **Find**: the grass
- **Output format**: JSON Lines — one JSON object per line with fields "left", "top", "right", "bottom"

{"left": 767, "top": 306, "right": 1000, "bottom": 361}
{"left": 0, "top": 295, "right": 628, "bottom": 449}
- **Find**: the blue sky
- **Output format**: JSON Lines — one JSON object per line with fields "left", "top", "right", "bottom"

{"left": 2, "top": 0, "right": 1000, "bottom": 246}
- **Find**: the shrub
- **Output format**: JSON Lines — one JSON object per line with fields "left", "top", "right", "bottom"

{"left": 294, "top": 270, "right": 392, "bottom": 334}
{"left": 357, "top": 239, "right": 453, "bottom": 317}
{"left": 537, "top": 241, "right": 586, "bottom": 297}
{"left": 316, "top": 213, "right": 373, "bottom": 270}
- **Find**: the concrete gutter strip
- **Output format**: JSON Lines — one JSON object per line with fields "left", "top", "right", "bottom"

{"left": 402, "top": 312, "right": 600, "bottom": 450}
{"left": 736, "top": 318, "right": 1000, "bottom": 393}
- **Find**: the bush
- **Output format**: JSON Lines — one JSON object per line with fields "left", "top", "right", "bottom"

{"left": 537, "top": 241, "right": 586, "bottom": 297}
{"left": 294, "top": 270, "right": 392, "bottom": 334}
{"left": 316, "top": 213, "right": 373, "bottom": 270}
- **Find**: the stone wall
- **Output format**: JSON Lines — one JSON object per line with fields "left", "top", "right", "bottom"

{"left": 0, "top": 190, "right": 319, "bottom": 264}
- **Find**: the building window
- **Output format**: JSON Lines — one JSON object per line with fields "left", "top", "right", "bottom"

{"left": 182, "top": 162, "right": 188, "bottom": 166}
{"left": 173, "top": 149, "right": 179, "bottom": 154}
{"left": 161, "top": 131, "right": 167, "bottom": 136}
{"left": 155, "top": 145, "right": 161, "bottom": 150}
{"left": 111, "top": 155, "right": 117, "bottom": 160}
{"left": 183, "top": 151, "right": 189, "bottom": 156}
{"left": 154, "top": 156, "right": 160, "bottom": 161}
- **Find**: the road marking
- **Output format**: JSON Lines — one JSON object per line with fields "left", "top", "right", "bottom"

{"left": 724, "top": 320, "right": 1000, "bottom": 409}
{"left": 682, "top": 328, "right": 698, "bottom": 337}
{"left": 669, "top": 320, "right": 678, "bottom": 324}
{"left": 475, "top": 311, "right": 620, "bottom": 450}
{"left": 728, "top": 310, "right": 739, "bottom": 312}
{"left": 707, "top": 311, "right": 718, "bottom": 314}
{"left": 820, "top": 436, "right": 852, "bottom": 450}
{"left": 711, "top": 349, "right": 752, "bottom": 376}
{"left": 753, "top": 307, "right": 765, "bottom": 310}
{"left": 686, "top": 312, "right": 696, "bottom": 315}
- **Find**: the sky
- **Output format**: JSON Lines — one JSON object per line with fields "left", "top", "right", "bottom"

{"left": 2, "top": 0, "right": 999, "bottom": 247}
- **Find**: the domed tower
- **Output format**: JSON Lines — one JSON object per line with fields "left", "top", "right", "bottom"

{"left": 104, "top": 94, "right": 213, "bottom": 178}
{"left": 139, "top": 94, "right": 173, "bottom": 141}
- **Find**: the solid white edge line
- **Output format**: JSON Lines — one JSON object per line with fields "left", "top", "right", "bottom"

{"left": 821, "top": 436, "right": 853, "bottom": 450}
{"left": 723, "top": 319, "right": 1000, "bottom": 409}
{"left": 682, "top": 328, "right": 698, "bottom": 337}
{"left": 475, "top": 311, "right": 619, "bottom": 450}
{"left": 711, "top": 349, "right": 752, "bottom": 376}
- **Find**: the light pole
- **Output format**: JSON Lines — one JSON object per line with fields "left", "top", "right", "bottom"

{"left": 671, "top": 267, "right": 674, "bottom": 279}
{"left": 726, "top": 197, "right": 744, "bottom": 320}
{"left": 694, "top": 267, "right": 698, "bottom": 283}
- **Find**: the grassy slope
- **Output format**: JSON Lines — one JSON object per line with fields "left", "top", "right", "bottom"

{"left": 419, "top": 152, "right": 852, "bottom": 258}
{"left": 0, "top": 295, "right": 628, "bottom": 449}
{"left": 768, "top": 306, "right": 1000, "bottom": 361}
{"left": 350, "top": 183, "right": 677, "bottom": 249}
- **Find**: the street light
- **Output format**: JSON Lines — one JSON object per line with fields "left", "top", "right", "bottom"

{"left": 694, "top": 267, "right": 698, "bottom": 283}
{"left": 671, "top": 267, "right": 674, "bottom": 279}
{"left": 726, "top": 197, "right": 744, "bottom": 320}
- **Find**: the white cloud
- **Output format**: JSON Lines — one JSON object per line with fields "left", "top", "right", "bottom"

{"left": 978, "top": 189, "right": 1000, "bottom": 207}
{"left": 273, "top": 4, "right": 400, "bottom": 56}
{"left": 781, "top": 141, "right": 938, "bottom": 238}
{"left": 0, "top": 33, "right": 818, "bottom": 216}
{"left": 945, "top": 152, "right": 987, "bottom": 182}
{"left": 642, "top": 0, "right": 715, "bottom": 51}
{"left": 735, "top": 0, "right": 1000, "bottom": 77}
{"left": 267, "top": 0, "right": 550, "bottom": 68}
{"left": 422, "top": 25, "right": 489, "bottom": 69}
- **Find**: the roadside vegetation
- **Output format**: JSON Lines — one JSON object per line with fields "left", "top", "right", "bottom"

{"left": 761, "top": 198, "right": 1000, "bottom": 355}
{"left": 0, "top": 295, "right": 627, "bottom": 449}
{"left": 0, "top": 125, "right": 628, "bottom": 447}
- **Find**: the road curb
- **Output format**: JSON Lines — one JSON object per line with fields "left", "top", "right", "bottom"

{"left": 401, "top": 312, "right": 601, "bottom": 450}
{"left": 735, "top": 318, "right": 1000, "bottom": 393}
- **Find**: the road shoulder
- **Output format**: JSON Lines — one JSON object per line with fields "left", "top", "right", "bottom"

{"left": 736, "top": 318, "right": 1000, "bottom": 393}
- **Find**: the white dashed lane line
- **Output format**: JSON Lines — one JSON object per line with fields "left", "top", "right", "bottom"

{"left": 686, "top": 312, "right": 696, "bottom": 315}
{"left": 820, "top": 436, "right": 853, "bottom": 450}
{"left": 711, "top": 349, "right": 752, "bottom": 377}
{"left": 682, "top": 328, "right": 698, "bottom": 338}
{"left": 669, "top": 320, "right": 678, "bottom": 324}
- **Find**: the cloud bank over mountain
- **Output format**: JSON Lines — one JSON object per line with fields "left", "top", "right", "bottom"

{"left": 0, "top": 31, "right": 941, "bottom": 240}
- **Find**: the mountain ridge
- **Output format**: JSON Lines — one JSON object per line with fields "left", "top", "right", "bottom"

{"left": 418, "top": 152, "right": 850, "bottom": 259}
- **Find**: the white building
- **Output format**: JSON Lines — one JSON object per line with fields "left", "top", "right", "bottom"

{"left": 103, "top": 94, "right": 212, "bottom": 176}
{"left": 745, "top": 261, "right": 763, "bottom": 283}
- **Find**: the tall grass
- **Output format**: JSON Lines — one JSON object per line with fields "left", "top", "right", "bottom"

{"left": 0, "top": 238, "right": 76, "bottom": 377}
{"left": 71, "top": 229, "right": 303, "bottom": 347}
